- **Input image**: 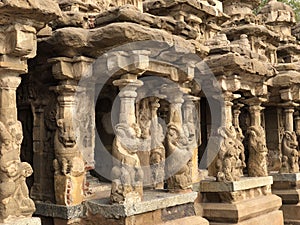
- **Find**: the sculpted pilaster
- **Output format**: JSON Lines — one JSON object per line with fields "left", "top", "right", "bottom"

{"left": 279, "top": 103, "right": 299, "bottom": 174}
{"left": 52, "top": 85, "right": 85, "bottom": 206}
{"left": 49, "top": 57, "right": 94, "bottom": 206}
{"left": 163, "top": 85, "right": 193, "bottom": 192}
{"left": 232, "top": 103, "right": 246, "bottom": 175}
{"left": 0, "top": 76, "right": 36, "bottom": 222}
{"left": 215, "top": 92, "right": 245, "bottom": 182}
{"left": 246, "top": 98, "right": 268, "bottom": 177}
{"left": 183, "top": 95, "right": 200, "bottom": 183}
{"left": 111, "top": 75, "right": 144, "bottom": 204}
{"left": 0, "top": 23, "right": 41, "bottom": 222}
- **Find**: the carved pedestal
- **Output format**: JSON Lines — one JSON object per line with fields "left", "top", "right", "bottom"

{"left": 272, "top": 173, "right": 300, "bottom": 225}
{"left": 200, "top": 176, "right": 283, "bottom": 225}
{"left": 35, "top": 190, "right": 209, "bottom": 225}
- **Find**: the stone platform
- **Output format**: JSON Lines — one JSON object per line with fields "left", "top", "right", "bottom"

{"left": 271, "top": 172, "right": 300, "bottom": 225}
{"left": 36, "top": 190, "right": 208, "bottom": 225}
{"left": 200, "top": 176, "right": 283, "bottom": 225}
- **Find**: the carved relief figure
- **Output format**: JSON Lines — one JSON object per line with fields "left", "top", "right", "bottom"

{"left": 53, "top": 118, "right": 85, "bottom": 206}
{"left": 0, "top": 120, "right": 35, "bottom": 222}
{"left": 280, "top": 131, "right": 299, "bottom": 173}
{"left": 216, "top": 126, "right": 245, "bottom": 182}
{"left": 247, "top": 126, "right": 268, "bottom": 177}
{"left": 166, "top": 123, "right": 193, "bottom": 191}
{"left": 110, "top": 123, "right": 144, "bottom": 203}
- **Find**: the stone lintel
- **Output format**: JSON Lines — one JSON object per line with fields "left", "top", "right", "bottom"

{"left": 1, "top": 217, "right": 41, "bottom": 225}
{"left": 271, "top": 172, "right": 300, "bottom": 182}
{"left": 200, "top": 176, "right": 273, "bottom": 192}
{"left": 87, "top": 190, "right": 198, "bottom": 218}
{"left": 34, "top": 202, "right": 85, "bottom": 220}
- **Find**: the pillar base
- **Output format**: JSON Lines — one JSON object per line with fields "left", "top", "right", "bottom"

{"left": 272, "top": 172, "right": 300, "bottom": 225}
{"left": 200, "top": 176, "right": 283, "bottom": 225}
{"left": 0, "top": 217, "right": 41, "bottom": 225}
{"left": 36, "top": 190, "right": 209, "bottom": 225}
{"left": 207, "top": 210, "right": 283, "bottom": 225}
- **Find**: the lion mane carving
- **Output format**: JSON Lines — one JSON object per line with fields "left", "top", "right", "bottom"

{"left": 280, "top": 131, "right": 299, "bottom": 173}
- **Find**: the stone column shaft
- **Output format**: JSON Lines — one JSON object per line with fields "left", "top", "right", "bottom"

{"left": 113, "top": 75, "right": 143, "bottom": 125}
{"left": 284, "top": 107, "right": 294, "bottom": 132}
{"left": 0, "top": 75, "right": 21, "bottom": 121}
{"left": 249, "top": 104, "right": 263, "bottom": 127}
{"left": 222, "top": 92, "right": 235, "bottom": 127}
{"left": 245, "top": 98, "right": 268, "bottom": 177}
{"left": 183, "top": 95, "right": 200, "bottom": 183}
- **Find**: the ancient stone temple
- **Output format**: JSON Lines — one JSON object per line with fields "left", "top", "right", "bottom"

{"left": 0, "top": 0, "right": 300, "bottom": 225}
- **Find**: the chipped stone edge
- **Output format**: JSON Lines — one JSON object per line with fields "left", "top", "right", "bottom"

{"left": 200, "top": 176, "right": 273, "bottom": 192}
{"left": 86, "top": 191, "right": 198, "bottom": 218}
{"left": 34, "top": 202, "right": 85, "bottom": 219}
{"left": 34, "top": 191, "right": 198, "bottom": 220}
{"left": 271, "top": 172, "right": 300, "bottom": 182}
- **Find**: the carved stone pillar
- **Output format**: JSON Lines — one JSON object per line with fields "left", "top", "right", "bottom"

{"left": 0, "top": 24, "right": 39, "bottom": 223}
{"left": 214, "top": 92, "right": 245, "bottom": 182}
{"left": 183, "top": 95, "right": 200, "bottom": 183}
{"left": 246, "top": 98, "right": 268, "bottom": 177}
{"left": 52, "top": 84, "right": 85, "bottom": 206}
{"left": 232, "top": 102, "right": 246, "bottom": 175}
{"left": 149, "top": 96, "right": 165, "bottom": 189}
{"left": 279, "top": 103, "right": 299, "bottom": 173}
{"left": 233, "top": 103, "right": 244, "bottom": 141}
{"left": 111, "top": 74, "right": 144, "bottom": 204}
{"left": 49, "top": 57, "right": 94, "bottom": 206}
{"left": 162, "top": 85, "right": 193, "bottom": 192}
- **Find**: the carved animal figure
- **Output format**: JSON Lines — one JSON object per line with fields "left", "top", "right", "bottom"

{"left": 280, "top": 131, "right": 299, "bottom": 173}
{"left": 53, "top": 119, "right": 85, "bottom": 177}
{"left": 0, "top": 120, "right": 35, "bottom": 221}
{"left": 110, "top": 123, "right": 144, "bottom": 203}
{"left": 247, "top": 126, "right": 268, "bottom": 177}
{"left": 166, "top": 123, "right": 193, "bottom": 191}
{"left": 216, "top": 126, "right": 244, "bottom": 182}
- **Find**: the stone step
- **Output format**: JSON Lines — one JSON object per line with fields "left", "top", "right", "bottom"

{"left": 157, "top": 216, "right": 209, "bottom": 225}
{"left": 208, "top": 210, "right": 283, "bottom": 225}
{"left": 202, "top": 194, "right": 282, "bottom": 223}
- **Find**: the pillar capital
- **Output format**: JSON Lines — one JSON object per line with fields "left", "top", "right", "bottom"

{"left": 49, "top": 56, "right": 94, "bottom": 81}
{"left": 161, "top": 84, "right": 184, "bottom": 104}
